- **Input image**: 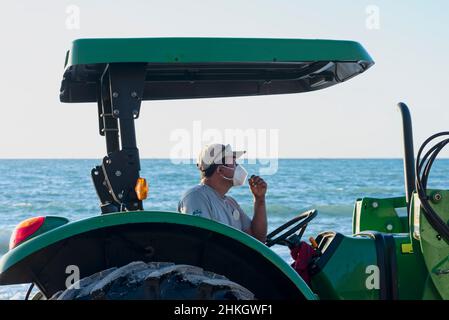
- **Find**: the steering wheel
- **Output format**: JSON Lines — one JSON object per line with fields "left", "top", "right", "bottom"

{"left": 265, "top": 209, "right": 318, "bottom": 247}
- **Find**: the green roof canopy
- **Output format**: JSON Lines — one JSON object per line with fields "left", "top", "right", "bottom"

{"left": 60, "top": 37, "right": 374, "bottom": 102}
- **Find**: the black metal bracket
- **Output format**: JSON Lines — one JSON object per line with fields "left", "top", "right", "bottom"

{"left": 92, "top": 63, "right": 147, "bottom": 214}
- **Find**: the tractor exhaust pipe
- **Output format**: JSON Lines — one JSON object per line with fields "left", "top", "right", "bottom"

{"left": 397, "top": 102, "right": 415, "bottom": 210}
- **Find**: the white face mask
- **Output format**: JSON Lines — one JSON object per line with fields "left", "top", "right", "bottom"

{"left": 220, "top": 164, "right": 248, "bottom": 187}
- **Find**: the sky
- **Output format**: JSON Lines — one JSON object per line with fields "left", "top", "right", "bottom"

{"left": 0, "top": 0, "right": 448, "bottom": 159}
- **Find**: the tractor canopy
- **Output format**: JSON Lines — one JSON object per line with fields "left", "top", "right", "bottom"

{"left": 60, "top": 37, "right": 374, "bottom": 103}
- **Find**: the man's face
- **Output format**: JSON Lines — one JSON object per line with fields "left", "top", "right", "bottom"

{"left": 217, "top": 157, "right": 237, "bottom": 183}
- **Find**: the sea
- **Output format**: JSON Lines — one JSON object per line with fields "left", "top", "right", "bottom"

{"left": 0, "top": 159, "right": 448, "bottom": 299}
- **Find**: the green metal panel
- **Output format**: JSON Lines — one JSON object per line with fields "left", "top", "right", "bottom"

{"left": 418, "top": 190, "right": 449, "bottom": 299}
{"left": 421, "top": 275, "right": 443, "bottom": 300}
{"left": 312, "top": 232, "right": 429, "bottom": 300}
{"left": 352, "top": 197, "right": 408, "bottom": 234}
{"left": 0, "top": 211, "right": 316, "bottom": 300}
{"left": 351, "top": 195, "right": 429, "bottom": 299}
{"left": 66, "top": 38, "right": 373, "bottom": 67}
{"left": 392, "top": 234, "right": 428, "bottom": 299}
{"left": 311, "top": 235, "right": 379, "bottom": 299}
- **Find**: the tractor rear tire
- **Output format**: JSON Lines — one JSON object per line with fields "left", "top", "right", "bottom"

{"left": 51, "top": 261, "right": 255, "bottom": 300}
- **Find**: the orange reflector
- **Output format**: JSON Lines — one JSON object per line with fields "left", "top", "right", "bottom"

{"left": 309, "top": 236, "right": 318, "bottom": 249}
{"left": 9, "top": 216, "right": 45, "bottom": 250}
{"left": 135, "top": 177, "right": 148, "bottom": 200}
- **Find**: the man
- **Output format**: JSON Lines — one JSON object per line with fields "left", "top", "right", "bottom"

{"left": 178, "top": 144, "right": 268, "bottom": 242}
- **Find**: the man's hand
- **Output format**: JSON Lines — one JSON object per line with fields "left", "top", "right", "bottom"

{"left": 246, "top": 175, "right": 268, "bottom": 242}
{"left": 248, "top": 175, "right": 267, "bottom": 200}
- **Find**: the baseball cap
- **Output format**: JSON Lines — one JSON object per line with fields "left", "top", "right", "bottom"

{"left": 197, "top": 144, "right": 246, "bottom": 171}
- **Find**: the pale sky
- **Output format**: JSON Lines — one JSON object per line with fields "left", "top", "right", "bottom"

{"left": 0, "top": 0, "right": 448, "bottom": 158}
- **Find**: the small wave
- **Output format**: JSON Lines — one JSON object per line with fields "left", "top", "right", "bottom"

{"left": 11, "top": 203, "right": 33, "bottom": 208}
{"left": 240, "top": 203, "right": 354, "bottom": 218}
{"left": 313, "top": 204, "right": 354, "bottom": 216}
{"left": 0, "top": 229, "right": 12, "bottom": 256}
{"left": 268, "top": 204, "right": 354, "bottom": 217}
{"left": 0, "top": 284, "right": 30, "bottom": 300}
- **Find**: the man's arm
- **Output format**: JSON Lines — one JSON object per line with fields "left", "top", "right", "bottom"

{"left": 246, "top": 175, "right": 268, "bottom": 242}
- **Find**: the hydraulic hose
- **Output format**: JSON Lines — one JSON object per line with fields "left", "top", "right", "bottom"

{"left": 415, "top": 131, "right": 449, "bottom": 244}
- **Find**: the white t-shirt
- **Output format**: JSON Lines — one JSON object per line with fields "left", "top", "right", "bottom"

{"left": 178, "top": 183, "right": 252, "bottom": 232}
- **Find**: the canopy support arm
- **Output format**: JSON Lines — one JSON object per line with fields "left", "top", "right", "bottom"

{"left": 91, "top": 63, "right": 147, "bottom": 214}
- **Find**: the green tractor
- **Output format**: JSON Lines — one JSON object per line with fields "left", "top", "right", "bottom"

{"left": 0, "top": 38, "right": 448, "bottom": 300}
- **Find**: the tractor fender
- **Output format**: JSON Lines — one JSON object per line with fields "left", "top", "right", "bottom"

{"left": 0, "top": 211, "right": 316, "bottom": 299}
